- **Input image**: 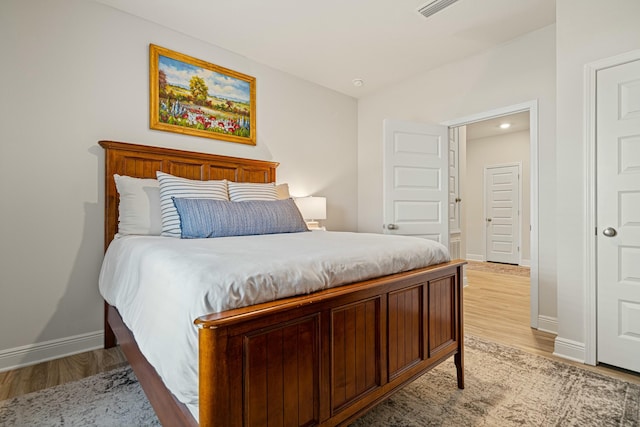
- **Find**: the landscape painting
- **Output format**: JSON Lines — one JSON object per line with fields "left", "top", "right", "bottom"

{"left": 149, "top": 44, "right": 256, "bottom": 145}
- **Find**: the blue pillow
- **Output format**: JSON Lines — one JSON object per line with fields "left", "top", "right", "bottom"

{"left": 172, "top": 198, "right": 309, "bottom": 238}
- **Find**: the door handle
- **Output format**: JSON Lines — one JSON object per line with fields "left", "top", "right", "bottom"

{"left": 602, "top": 227, "right": 617, "bottom": 237}
{"left": 486, "top": 218, "right": 492, "bottom": 223}
{"left": 386, "top": 223, "right": 398, "bottom": 230}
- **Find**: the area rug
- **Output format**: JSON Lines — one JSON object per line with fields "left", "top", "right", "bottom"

{"left": 0, "top": 367, "right": 159, "bottom": 426}
{"left": 353, "top": 336, "right": 639, "bottom": 426}
{"left": 1, "top": 336, "right": 637, "bottom": 427}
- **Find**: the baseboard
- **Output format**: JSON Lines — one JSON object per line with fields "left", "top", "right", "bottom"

{"left": 0, "top": 331, "right": 104, "bottom": 373}
{"left": 465, "top": 253, "right": 484, "bottom": 261}
{"left": 553, "top": 337, "right": 586, "bottom": 363}
{"left": 537, "top": 315, "right": 558, "bottom": 334}
{"left": 519, "top": 259, "right": 531, "bottom": 267}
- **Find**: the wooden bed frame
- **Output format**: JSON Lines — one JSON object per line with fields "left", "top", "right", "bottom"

{"left": 100, "top": 140, "right": 465, "bottom": 427}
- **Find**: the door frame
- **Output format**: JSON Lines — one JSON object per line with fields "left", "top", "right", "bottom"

{"left": 584, "top": 48, "right": 640, "bottom": 366}
{"left": 442, "top": 100, "right": 539, "bottom": 328}
{"left": 484, "top": 162, "right": 522, "bottom": 265}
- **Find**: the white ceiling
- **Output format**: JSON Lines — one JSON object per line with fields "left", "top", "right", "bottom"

{"left": 92, "top": 0, "right": 556, "bottom": 98}
{"left": 466, "top": 111, "right": 530, "bottom": 140}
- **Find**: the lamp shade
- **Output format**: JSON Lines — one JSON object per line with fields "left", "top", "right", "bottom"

{"left": 294, "top": 196, "right": 326, "bottom": 220}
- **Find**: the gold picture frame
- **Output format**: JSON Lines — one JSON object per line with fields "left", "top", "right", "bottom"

{"left": 149, "top": 44, "right": 256, "bottom": 145}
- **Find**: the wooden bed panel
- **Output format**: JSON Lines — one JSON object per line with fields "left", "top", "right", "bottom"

{"left": 331, "top": 298, "right": 380, "bottom": 412}
{"left": 240, "top": 167, "right": 273, "bottom": 183}
{"left": 388, "top": 285, "right": 423, "bottom": 379}
{"left": 243, "top": 315, "right": 320, "bottom": 426}
{"left": 208, "top": 164, "right": 240, "bottom": 181}
{"left": 121, "top": 157, "right": 163, "bottom": 179}
{"left": 428, "top": 275, "right": 458, "bottom": 358}
{"left": 100, "top": 140, "right": 465, "bottom": 427}
{"left": 167, "top": 161, "right": 207, "bottom": 180}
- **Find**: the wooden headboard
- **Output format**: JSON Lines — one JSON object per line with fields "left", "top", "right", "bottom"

{"left": 99, "top": 140, "right": 279, "bottom": 250}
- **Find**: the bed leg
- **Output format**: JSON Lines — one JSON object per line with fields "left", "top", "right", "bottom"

{"left": 455, "top": 263, "right": 464, "bottom": 389}
{"left": 104, "top": 302, "right": 117, "bottom": 348}
{"left": 455, "top": 351, "right": 464, "bottom": 389}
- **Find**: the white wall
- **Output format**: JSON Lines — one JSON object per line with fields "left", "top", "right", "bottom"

{"left": 0, "top": 0, "right": 357, "bottom": 369}
{"left": 554, "top": 0, "right": 640, "bottom": 361}
{"left": 357, "top": 25, "right": 557, "bottom": 322}
{"left": 465, "top": 130, "right": 531, "bottom": 264}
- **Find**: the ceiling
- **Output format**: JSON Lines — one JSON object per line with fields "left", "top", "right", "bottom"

{"left": 466, "top": 111, "right": 530, "bottom": 140}
{"left": 92, "top": 0, "right": 556, "bottom": 98}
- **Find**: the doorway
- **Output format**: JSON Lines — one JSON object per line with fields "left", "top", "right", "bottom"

{"left": 458, "top": 111, "right": 530, "bottom": 267}
{"left": 443, "top": 101, "right": 540, "bottom": 328}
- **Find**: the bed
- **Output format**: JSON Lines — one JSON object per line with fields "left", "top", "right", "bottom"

{"left": 99, "top": 140, "right": 466, "bottom": 426}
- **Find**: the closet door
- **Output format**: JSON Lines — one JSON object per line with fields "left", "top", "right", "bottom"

{"left": 596, "top": 59, "right": 640, "bottom": 373}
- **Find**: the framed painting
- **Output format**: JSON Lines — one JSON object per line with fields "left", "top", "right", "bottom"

{"left": 149, "top": 44, "right": 256, "bottom": 145}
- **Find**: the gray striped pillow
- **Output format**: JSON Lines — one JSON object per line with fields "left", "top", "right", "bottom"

{"left": 156, "top": 171, "right": 229, "bottom": 238}
{"left": 228, "top": 181, "right": 278, "bottom": 202}
{"left": 172, "top": 198, "right": 309, "bottom": 238}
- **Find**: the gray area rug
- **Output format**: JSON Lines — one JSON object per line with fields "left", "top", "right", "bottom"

{"left": 0, "top": 367, "right": 159, "bottom": 426}
{"left": 353, "top": 336, "right": 639, "bottom": 426}
{"left": 1, "top": 336, "right": 638, "bottom": 426}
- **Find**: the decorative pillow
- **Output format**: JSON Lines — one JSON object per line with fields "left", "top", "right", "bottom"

{"left": 276, "top": 183, "right": 291, "bottom": 200}
{"left": 156, "top": 171, "right": 228, "bottom": 238}
{"left": 113, "top": 174, "right": 162, "bottom": 236}
{"left": 172, "top": 198, "right": 309, "bottom": 238}
{"left": 228, "top": 181, "right": 278, "bottom": 202}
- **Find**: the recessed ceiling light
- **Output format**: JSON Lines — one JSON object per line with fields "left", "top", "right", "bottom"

{"left": 352, "top": 78, "right": 364, "bottom": 87}
{"left": 499, "top": 123, "right": 511, "bottom": 129}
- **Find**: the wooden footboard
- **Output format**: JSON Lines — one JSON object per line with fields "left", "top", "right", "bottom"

{"left": 195, "top": 260, "right": 465, "bottom": 427}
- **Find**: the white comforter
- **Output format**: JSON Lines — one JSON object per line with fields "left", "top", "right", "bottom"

{"left": 99, "top": 231, "right": 449, "bottom": 419}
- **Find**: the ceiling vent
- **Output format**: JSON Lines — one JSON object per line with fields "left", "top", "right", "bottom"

{"left": 417, "top": 0, "right": 460, "bottom": 19}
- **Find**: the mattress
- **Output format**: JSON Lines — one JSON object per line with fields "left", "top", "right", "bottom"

{"left": 98, "top": 231, "right": 450, "bottom": 420}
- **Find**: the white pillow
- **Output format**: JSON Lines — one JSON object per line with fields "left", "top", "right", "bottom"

{"left": 228, "top": 181, "right": 278, "bottom": 202}
{"left": 156, "top": 171, "right": 229, "bottom": 238}
{"left": 276, "top": 183, "right": 291, "bottom": 200}
{"left": 113, "top": 174, "right": 162, "bottom": 236}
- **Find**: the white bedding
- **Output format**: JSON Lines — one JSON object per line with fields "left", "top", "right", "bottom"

{"left": 98, "top": 231, "right": 449, "bottom": 420}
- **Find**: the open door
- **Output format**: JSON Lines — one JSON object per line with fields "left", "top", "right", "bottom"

{"left": 383, "top": 119, "right": 449, "bottom": 248}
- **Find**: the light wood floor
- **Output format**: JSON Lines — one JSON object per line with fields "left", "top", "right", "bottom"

{"left": 0, "top": 345, "right": 127, "bottom": 401}
{"left": 1, "top": 266, "right": 638, "bottom": 401}
{"left": 464, "top": 268, "right": 556, "bottom": 356}
{"left": 464, "top": 267, "right": 640, "bottom": 385}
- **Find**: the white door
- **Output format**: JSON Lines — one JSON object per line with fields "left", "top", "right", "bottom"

{"left": 597, "top": 59, "right": 640, "bottom": 373}
{"left": 484, "top": 164, "right": 520, "bottom": 264}
{"left": 383, "top": 119, "right": 448, "bottom": 248}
